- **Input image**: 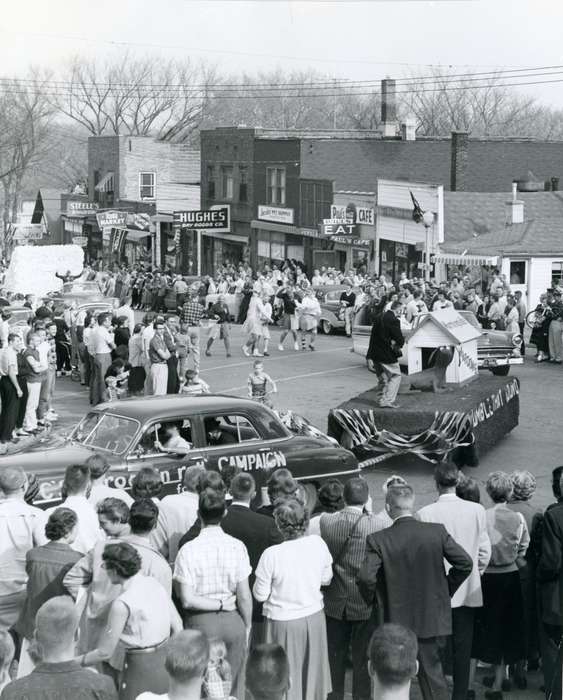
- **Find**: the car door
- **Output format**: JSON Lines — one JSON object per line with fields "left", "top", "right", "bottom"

{"left": 124, "top": 417, "right": 208, "bottom": 497}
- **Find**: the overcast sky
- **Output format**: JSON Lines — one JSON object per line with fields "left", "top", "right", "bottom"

{"left": 2, "top": 0, "right": 563, "bottom": 107}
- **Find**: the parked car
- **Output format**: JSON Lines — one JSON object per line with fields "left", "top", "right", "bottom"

{"left": 352, "top": 307, "right": 523, "bottom": 376}
{"left": 46, "top": 281, "right": 105, "bottom": 305}
{"left": 315, "top": 285, "right": 360, "bottom": 335}
{"left": 5, "top": 306, "right": 33, "bottom": 338}
{"left": 2, "top": 395, "right": 360, "bottom": 508}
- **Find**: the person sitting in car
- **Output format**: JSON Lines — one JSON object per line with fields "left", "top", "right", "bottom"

{"left": 205, "top": 418, "right": 237, "bottom": 446}
{"left": 155, "top": 422, "right": 192, "bottom": 454}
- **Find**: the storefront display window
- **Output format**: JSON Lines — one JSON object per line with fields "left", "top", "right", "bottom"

{"left": 379, "top": 239, "right": 420, "bottom": 283}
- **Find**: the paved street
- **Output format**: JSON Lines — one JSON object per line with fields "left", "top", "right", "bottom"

{"left": 28, "top": 324, "right": 557, "bottom": 697}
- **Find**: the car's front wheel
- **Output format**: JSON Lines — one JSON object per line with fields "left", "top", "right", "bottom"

{"left": 491, "top": 365, "right": 510, "bottom": 376}
{"left": 321, "top": 319, "right": 333, "bottom": 335}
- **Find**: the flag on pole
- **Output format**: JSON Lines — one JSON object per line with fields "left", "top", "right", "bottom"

{"left": 410, "top": 191, "right": 424, "bottom": 224}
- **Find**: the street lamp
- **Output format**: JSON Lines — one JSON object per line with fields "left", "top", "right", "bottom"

{"left": 422, "top": 210, "right": 434, "bottom": 283}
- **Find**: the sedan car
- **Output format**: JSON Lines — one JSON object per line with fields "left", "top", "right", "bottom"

{"left": 5, "top": 306, "right": 34, "bottom": 338}
{"left": 2, "top": 395, "right": 359, "bottom": 508}
{"left": 352, "top": 307, "right": 523, "bottom": 376}
{"left": 46, "top": 281, "right": 105, "bottom": 304}
{"left": 315, "top": 285, "right": 360, "bottom": 335}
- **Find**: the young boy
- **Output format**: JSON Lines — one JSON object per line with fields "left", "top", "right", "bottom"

{"left": 247, "top": 359, "right": 277, "bottom": 408}
{"left": 179, "top": 369, "right": 211, "bottom": 397}
{"left": 175, "top": 322, "right": 190, "bottom": 379}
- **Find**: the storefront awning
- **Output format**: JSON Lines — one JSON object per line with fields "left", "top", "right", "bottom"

{"left": 432, "top": 253, "right": 499, "bottom": 266}
{"left": 201, "top": 231, "right": 248, "bottom": 243}
{"left": 250, "top": 219, "right": 300, "bottom": 235}
{"left": 126, "top": 229, "right": 151, "bottom": 242}
{"left": 95, "top": 172, "right": 115, "bottom": 192}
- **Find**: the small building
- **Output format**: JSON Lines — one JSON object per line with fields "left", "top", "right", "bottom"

{"left": 407, "top": 308, "right": 480, "bottom": 384}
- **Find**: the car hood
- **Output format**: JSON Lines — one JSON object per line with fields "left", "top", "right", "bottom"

{"left": 0, "top": 440, "right": 100, "bottom": 473}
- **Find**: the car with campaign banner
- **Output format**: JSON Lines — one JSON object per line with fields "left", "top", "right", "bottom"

{"left": 1, "top": 395, "right": 359, "bottom": 508}
{"left": 352, "top": 307, "right": 523, "bottom": 376}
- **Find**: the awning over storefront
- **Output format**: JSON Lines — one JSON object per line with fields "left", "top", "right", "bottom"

{"left": 125, "top": 229, "right": 151, "bottom": 242}
{"left": 95, "top": 172, "right": 115, "bottom": 192}
{"left": 250, "top": 219, "right": 300, "bottom": 235}
{"left": 432, "top": 253, "right": 499, "bottom": 266}
{"left": 202, "top": 231, "right": 248, "bottom": 243}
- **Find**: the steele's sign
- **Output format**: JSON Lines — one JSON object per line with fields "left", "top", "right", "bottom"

{"left": 68, "top": 201, "right": 99, "bottom": 215}
{"left": 174, "top": 206, "right": 230, "bottom": 232}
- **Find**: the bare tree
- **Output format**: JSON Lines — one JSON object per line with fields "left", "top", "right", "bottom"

{"left": 0, "top": 71, "right": 56, "bottom": 252}
{"left": 56, "top": 54, "right": 218, "bottom": 141}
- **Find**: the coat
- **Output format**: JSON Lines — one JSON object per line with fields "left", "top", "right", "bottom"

{"left": 537, "top": 501, "right": 563, "bottom": 626}
{"left": 366, "top": 310, "right": 405, "bottom": 365}
{"left": 357, "top": 516, "right": 473, "bottom": 638}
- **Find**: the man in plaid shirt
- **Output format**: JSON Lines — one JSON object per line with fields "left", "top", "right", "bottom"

{"left": 180, "top": 290, "right": 204, "bottom": 374}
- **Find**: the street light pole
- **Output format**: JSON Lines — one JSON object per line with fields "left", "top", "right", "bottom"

{"left": 422, "top": 211, "right": 434, "bottom": 283}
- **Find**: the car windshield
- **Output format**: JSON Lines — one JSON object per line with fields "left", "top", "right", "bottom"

{"left": 71, "top": 412, "right": 139, "bottom": 454}
{"left": 62, "top": 282, "right": 100, "bottom": 294}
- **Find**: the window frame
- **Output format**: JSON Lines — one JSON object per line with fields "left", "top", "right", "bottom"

{"left": 221, "top": 165, "right": 234, "bottom": 200}
{"left": 552, "top": 261, "right": 563, "bottom": 288}
{"left": 139, "top": 171, "right": 156, "bottom": 200}
{"left": 266, "top": 167, "right": 286, "bottom": 206}
{"left": 238, "top": 165, "right": 248, "bottom": 202}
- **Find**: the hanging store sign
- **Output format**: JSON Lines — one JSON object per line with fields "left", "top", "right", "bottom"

{"left": 173, "top": 205, "right": 230, "bottom": 233}
{"left": 321, "top": 222, "right": 358, "bottom": 237}
{"left": 68, "top": 201, "right": 99, "bottom": 215}
{"left": 96, "top": 211, "right": 128, "bottom": 229}
{"left": 12, "top": 224, "right": 44, "bottom": 240}
{"left": 329, "top": 236, "right": 371, "bottom": 247}
{"left": 72, "top": 236, "right": 88, "bottom": 247}
{"left": 258, "top": 205, "right": 294, "bottom": 225}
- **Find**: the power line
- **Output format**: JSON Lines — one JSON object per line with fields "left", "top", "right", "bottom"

{"left": 2, "top": 64, "right": 563, "bottom": 93}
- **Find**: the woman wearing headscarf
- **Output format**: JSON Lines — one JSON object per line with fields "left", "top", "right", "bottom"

{"left": 78, "top": 542, "right": 182, "bottom": 700}
{"left": 507, "top": 471, "right": 543, "bottom": 688}
{"left": 253, "top": 499, "right": 333, "bottom": 700}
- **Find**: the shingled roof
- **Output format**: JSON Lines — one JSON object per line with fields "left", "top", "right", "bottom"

{"left": 444, "top": 191, "right": 563, "bottom": 242}
{"left": 442, "top": 218, "right": 563, "bottom": 256}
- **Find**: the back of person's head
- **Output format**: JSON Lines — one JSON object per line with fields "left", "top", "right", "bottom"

{"left": 0, "top": 466, "right": 27, "bottom": 496}
{"left": 97, "top": 497, "right": 130, "bottom": 524}
{"left": 552, "top": 466, "right": 563, "bottom": 499}
{"left": 273, "top": 498, "right": 309, "bottom": 540}
{"left": 62, "top": 463, "right": 90, "bottom": 497}
{"left": 456, "top": 476, "right": 481, "bottom": 504}
{"left": 386, "top": 484, "right": 415, "bottom": 514}
{"left": 485, "top": 471, "right": 513, "bottom": 503}
{"left": 230, "top": 472, "right": 256, "bottom": 502}
{"left": 510, "top": 470, "right": 537, "bottom": 502}
{"left": 165, "top": 630, "right": 209, "bottom": 685}
{"left": 246, "top": 643, "right": 290, "bottom": 700}
{"left": 129, "top": 498, "right": 159, "bottom": 534}
{"left": 343, "top": 477, "right": 369, "bottom": 507}
{"left": 197, "top": 470, "right": 226, "bottom": 495}
{"left": 382, "top": 475, "right": 407, "bottom": 495}
{"left": 318, "top": 479, "right": 345, "bottom": 512}
{"left": 368, "top": 623, "right": 418, "bottom": 691}
{"left": 183, "top": 465, "right": 207, "bottom": 493}
{"left": 34, "top": 596, "right": 79, "bottom": 654}
{"left": 433, "top": 462, "right": 460, "bottom": 490}
{"left": 131, "top": 466, "right": 162, "bottom": 499}
{"left": 199, "top": 488, "right": 226, "bottom": 525}
{"left": 102, "top": 542, "right": 142, "bottom": 579}
{"left": 45, "top": 507, "right": 78, "bottom": 541}
{"left": 0, "top": 631, "right": 14, "bottom": 677}
{"left": 267, "top": 468, "right": 298, "bottom": 502}
{"left": 85, "top": 454, "right": 111, "bottom": 480}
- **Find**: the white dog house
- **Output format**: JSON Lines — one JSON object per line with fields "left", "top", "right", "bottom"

{"left": 407, "top": 308, "right": 481, "bottom": 384}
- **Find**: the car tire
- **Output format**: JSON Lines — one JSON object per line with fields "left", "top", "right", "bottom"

{"left": 491, "top": 365, "right": 510, "bottom": 376}
{"left": 321, "top": 320, "right": 332, "bottom": 335}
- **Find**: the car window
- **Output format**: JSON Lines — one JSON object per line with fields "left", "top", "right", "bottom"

{"left": 72, "top": 413, "right": 139, "bottom": 454}
{"left": 203, "top": 414, "right": 261, "bottom": 447}
{"left": 134, "top": 419, "right": 194, "bottom": 456}
{"left": 325, "top": 291, "right": 341, "bottom": 302}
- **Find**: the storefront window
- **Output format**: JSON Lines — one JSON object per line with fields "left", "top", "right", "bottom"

{"left": 552, "top": 261, "right": 563, "bottom": 287}
{"left": 509, "top": 260, "right": 526, "bottom": 285}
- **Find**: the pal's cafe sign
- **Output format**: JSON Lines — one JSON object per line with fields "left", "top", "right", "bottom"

{"left": 320, "top": 203, "right": 374, "bottom": 247}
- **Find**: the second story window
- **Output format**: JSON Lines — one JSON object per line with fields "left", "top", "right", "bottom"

{"left": 139, "top": 172, "right": 155, "bottom": 199}
{"left": 239, "top": 165, "right": 248, "bottom": 202}
{"left": 221, "top": 165, "right": 234, "bottom": 200}
{"left": 267, "top": 167, "right": 286, "bottom": 205}
{"left": 207, "top": 166, "right": 216, "bottom": 200}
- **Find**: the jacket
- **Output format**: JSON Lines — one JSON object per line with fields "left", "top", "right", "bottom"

{"left": 366, "top": 310, "right": 404, "bottom": 365}
{"left": 537, "top": 501, "right": 563, "bottom": 626}
{"left": 357, "top": 516, "right": 472, "bottom": 638}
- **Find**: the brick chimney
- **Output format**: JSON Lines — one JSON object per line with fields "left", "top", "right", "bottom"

{"left": 506, "top": 182, "right": 524, "bottom": 225}
{"left": 450, "top": 131, "right": 470, "bottom": 191}
{"left": 381, "top": 78, "right": 398, "bottom": 138}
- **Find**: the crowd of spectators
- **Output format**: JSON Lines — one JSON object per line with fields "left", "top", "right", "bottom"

{"left": 0, "top": 458, "right": 561, "bottom": 699}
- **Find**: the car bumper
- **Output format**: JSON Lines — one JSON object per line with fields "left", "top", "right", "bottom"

{"left": 478, "top": 356, "right": 524, "bottom": 368}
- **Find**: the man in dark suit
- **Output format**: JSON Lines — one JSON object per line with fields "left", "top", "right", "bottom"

{"left": 366, "top": 300, "right": 404, "bottom": 408}
{"left": 357, "top": 483, "right": 473, "bottom": 700}
{"left": 536, "top": 466, "right": 563, "bottom": 698}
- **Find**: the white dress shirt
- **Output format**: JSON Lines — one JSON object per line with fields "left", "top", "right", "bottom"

{"left": 417, "top": 493, "right": 491, "bottom": 607}
{"left": 88, "top": 482, "right": 133, "bottom": 509}
{"left": 151, "top": 490, "right": 199, "bottom": 563}
{"left": 91, "top": 326, "right": 114, "bottom": 355}
{"left": 47, "top": 495, "right": 104, "bottom": 555}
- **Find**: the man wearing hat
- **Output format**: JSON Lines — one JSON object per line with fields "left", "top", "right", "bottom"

{"left": 548, "top": 290, "right": 563, "bottom": 363}
{"left": 0, "top": 467, "right": 47, "bottom": 630}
